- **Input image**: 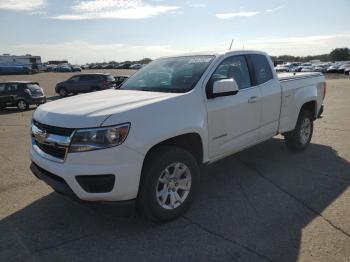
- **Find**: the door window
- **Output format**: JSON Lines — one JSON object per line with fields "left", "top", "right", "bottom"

{"left": 209, "top": 55, "right": 252, "bottom": 90}
{"left": 0, "top": 84, "right": 5, "bottom": 93}
{"left": 249, "top": 54, "right": 273, "bottom": 85}
{"left": 6, "top": 84, "right": 18, "bottom": 93}
{"left": 79, "top": 75, "right": 92, "bottom": 81}
{"left": 70, "top": 76, "right": 80, "bottom": 82}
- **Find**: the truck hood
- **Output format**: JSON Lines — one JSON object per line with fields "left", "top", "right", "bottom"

{"left": 34, "top": 89, "right": 181, "bottom": 128}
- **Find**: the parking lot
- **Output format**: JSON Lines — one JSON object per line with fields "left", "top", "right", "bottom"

{"left": 0, "top": 72, "right": 349, "bottom": 262}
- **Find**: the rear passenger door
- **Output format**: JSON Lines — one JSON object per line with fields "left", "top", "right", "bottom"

{"left": 0, "top": 83, "right": 8, "bottom": 104}
{"left": 78, "top": 75, "right": 92, "bottom": 92}
{"left": 4, "top": 83, "right": 19, "bottom": 104}
{"left": 247, "top": 54, "right": 281, "bottom": 140}
{"left": 206, "top": 55, "right": 262, "bottom": 159}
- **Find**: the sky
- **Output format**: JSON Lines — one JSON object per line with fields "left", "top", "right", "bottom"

{"left": 0, "top": 0, "right": 349, "bottom": 64}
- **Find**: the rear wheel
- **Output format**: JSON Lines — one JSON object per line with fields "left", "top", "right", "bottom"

{"left": 284, "top": 110, "right": 313, "bottom": 151}
{"left": 17, "top": 100, "right": 29, "bottom": 111}
{"left": 137, "top": 146, "right": 200, "bottom": 222}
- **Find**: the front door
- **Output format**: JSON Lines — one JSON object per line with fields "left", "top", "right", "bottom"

{"left": 206, "top": 55, "right": 262, "bottom": 160}
{"left": 67, "top": 76, "right": 82, "bottom": 92}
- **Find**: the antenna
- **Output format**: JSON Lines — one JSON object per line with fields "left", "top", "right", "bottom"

{"left": 229, "top": 39, "right": 233, "bottom": 51}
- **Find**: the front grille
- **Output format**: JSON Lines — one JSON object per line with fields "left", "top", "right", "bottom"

{"left": 36, "top": 142, "right": 67, "bottom": 159}
{"left": 32, "top": 120, "right": 73, "bottom": 161}
{"left": 32, "top": 119, "right": 74, "bottom": 136}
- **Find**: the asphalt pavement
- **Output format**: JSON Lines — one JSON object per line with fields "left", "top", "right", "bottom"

{"left": 0, "top": 74, "right": 349, "bottom": 262}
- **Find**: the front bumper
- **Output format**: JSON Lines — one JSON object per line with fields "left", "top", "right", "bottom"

{"left": 30, "top": 162, "right": 136, "bottom": 214}
{"left": 30, "top": 143, "right": 145, "bottom": 202}
{"left": 28, "top": 96, "right": 47, "bottom": 105}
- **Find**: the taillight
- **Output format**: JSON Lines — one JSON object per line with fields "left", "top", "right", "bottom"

{"left": 323, "top": 82, "right": 327, "bottom": 100}
{"left": 24, "top": 88, "right": 32, "bottom": 95}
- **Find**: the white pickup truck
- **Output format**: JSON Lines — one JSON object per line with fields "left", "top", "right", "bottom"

{"left": 30, "top": 50, "right": 326, "bottom": 221}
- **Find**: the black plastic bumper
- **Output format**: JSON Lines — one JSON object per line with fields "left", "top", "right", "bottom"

{"left": 30, "top": 162, "right": 136, "bottom": 215}
{"left": 28, "top": 97, "right": 47, "bottom": 105}
{"left": 30, "top": 162, "right": 79, "bottom": 200}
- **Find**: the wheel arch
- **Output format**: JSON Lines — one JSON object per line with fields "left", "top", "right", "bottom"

{"left": 299, "top": 100, "right": 317, "bottom": 120}
{"left": 142, "top": 133, "right": 204, "bottom": 166}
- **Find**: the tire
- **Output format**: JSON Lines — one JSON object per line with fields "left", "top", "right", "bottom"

{"left": 17, "top": 100, "right": 29, "bottom": 111}
{"left": 284, "top": 110, "right": 314, "bottom": 151}
{"left": 58, "top": 87, "right": 68, "bottom": 97}
{"left": 137, "top": 146, "right": 200, "bottom": 222}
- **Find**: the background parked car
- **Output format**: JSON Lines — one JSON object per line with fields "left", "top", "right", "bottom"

{"left": 327, "top": 65, "right": 339, "bottom": 73}
{"left": 301, "top": 66, "right": 314, "bottom": 72}
{"left": 275, "top": 64, "right": 290, "bottom": 72}
{"left": 344, "top": 67, "right": 350, "bottom": 75}
{"left": 55, "top": 73, "right": 116, "bottom": 97}
{"left": 130, "top": 64, "right": 143, "bottom": 70}
{"left": 0, "top": 81, "right": 46, "bottom": 110}
{"left": 0, "top": 66, "right": 32, "bottom": 75}
{"left": 71, "top": 65, "right": 82, "bottom": 72}
{"left": 117, "top": 63, "right": 131, "bottom": 69}
{"left": 55, "top": 64, "right": 72, "bottom": 72}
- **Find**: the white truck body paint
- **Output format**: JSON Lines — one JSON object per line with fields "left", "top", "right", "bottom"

{"left": 30, "top": 50, "right": 325, "bottom": 201}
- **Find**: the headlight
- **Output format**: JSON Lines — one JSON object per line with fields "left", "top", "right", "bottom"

{"left": 69, "top": 123, "right": 130, "bottom": 153}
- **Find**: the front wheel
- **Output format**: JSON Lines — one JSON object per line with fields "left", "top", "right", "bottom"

{"left": 17, "top": 100, "right": 29, "bottom": 111}
{"left": 137, "top": 146, "right": 200, "bottom": 222}
{"left": 284, "top": 110, "right": 313, "bottom": 151}
{"left": 58, "top": 87, "right": 68, "bottom": 97}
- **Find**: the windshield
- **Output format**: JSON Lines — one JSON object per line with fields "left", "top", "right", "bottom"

{"left": 121, "top": 56, "right": 214, "bottom": 93}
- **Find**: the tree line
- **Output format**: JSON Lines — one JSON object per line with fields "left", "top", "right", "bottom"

{"left": 271, "top": 47, "right": 350, "bottom": 62}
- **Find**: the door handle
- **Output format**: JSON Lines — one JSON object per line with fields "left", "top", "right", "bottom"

{"left": 248, "top": 96, "right": 258, "bottom": 104}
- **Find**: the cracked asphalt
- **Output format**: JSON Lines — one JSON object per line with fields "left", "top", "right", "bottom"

{"left": 0, "top": 73, "right": 350, "bottom": 262}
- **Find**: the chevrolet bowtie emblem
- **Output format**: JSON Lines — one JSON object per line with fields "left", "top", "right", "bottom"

{"left": 32, "top": 125, "right": 48, "bottom": 144}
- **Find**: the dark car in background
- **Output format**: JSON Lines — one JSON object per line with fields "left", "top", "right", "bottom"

{"left": 0, "top": 66, "right": 32, "bottom": 75}
{"left": 0, "top": 81, "right": 46, "bottom": 110}
{"left": 117, "top": 63, "right": 132, "bottom": 69}
{"left": 114, "top": 75, "right": 129, "bottom": 88}
{"left": 71, "top": 65, "right": 82, "bottom": 72}
{"left": 55, "top": 65, "right": 72, "bottom": 72}
{"left": 55, "top": 73, "right": 116, "bottom": 97}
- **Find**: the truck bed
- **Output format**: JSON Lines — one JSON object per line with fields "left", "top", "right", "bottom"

{"left": 277, "top": 72, "right": 323, "bottom": 82}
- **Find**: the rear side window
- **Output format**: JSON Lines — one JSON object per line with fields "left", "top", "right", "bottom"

{"left": 6, "top": 83, "right": 18, "bottom": 92}
{"left": 0, "top": 84, "right": 5, "bottom": 93}
{"left": 209, "top": 55, "right": 251, "bottom": 90}
{"left": 79, "top": 75, "right": 92, "bottom": 81}
{"left": 27, "top": 83, "right": 41, "bottom": 91}
{"left": 249, "top": 54, "right": 273, "bottom": 85}
{"left": 70, "top": 76, "right": 80, "bottom": 82}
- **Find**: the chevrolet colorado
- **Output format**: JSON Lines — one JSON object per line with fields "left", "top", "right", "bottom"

{"left": 30, "top": 50, "right": 326, "bottom": 221}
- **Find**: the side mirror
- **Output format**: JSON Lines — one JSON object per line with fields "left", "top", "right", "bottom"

{"left": 210, "top": 78, "right": 239, "bottom": 98}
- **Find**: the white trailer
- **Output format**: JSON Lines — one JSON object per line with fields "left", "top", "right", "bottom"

{"left": 0, "top": 54, "right": 42, "bottom": 71}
